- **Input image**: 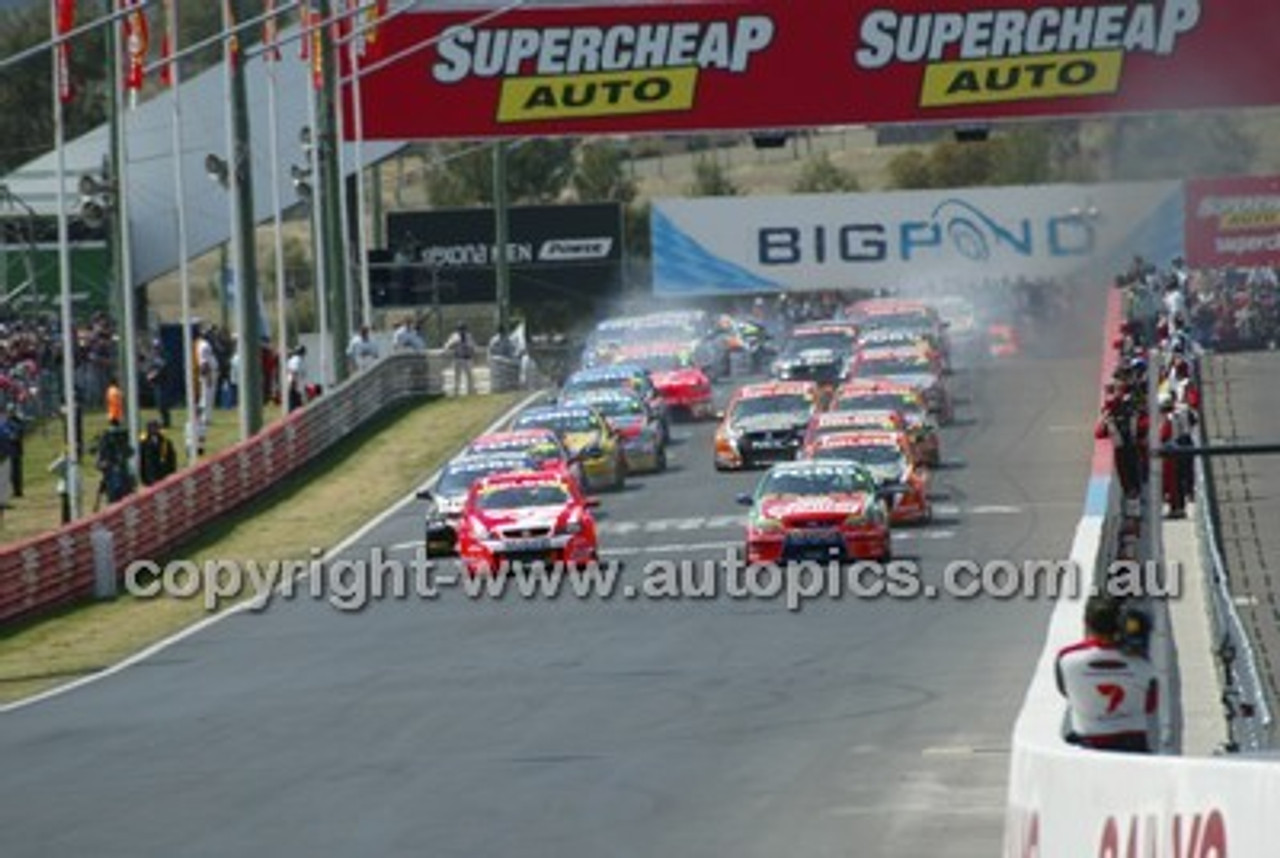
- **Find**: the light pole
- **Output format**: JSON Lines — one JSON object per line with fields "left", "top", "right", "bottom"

{"left": 316, "top": 0, "right": 349, "bottom": 383}
{"left": 493, "top": 140, "right": 511, "bottom": 339}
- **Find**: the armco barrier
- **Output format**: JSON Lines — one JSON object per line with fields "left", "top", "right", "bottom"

{"left": 1003, "top": 289, "right": 1280, "bottom": 856}
{"left": 0, "top": 352, "right": 439, "bottom": 626}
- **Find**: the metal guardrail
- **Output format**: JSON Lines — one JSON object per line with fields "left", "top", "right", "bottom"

{"left": 1194, "top": 437, "right": 1275, "bottom": 752}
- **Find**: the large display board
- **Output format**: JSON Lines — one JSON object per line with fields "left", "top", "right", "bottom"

{"left": 650, "top": 182, "right": 1184, "bottom": 294}
{"left": 353, "top": 0, "right": 1280, "bottom": 140}
{"left": 1184, "top": 175, "right": 1280, "bottom": 269}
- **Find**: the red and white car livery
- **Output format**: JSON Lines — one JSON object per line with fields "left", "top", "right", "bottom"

{"left": 800, "top": 409, "right": 908, "bottom": 456}
{"left": 849, "top": 345, "right": 953, "bottom": 424}
{"left": 830, "top": 380, "right": 942, "bottom": 467}
{"left": 456, "top": 470, "right": 600, "bottom": 576}
{"left": 611, "top": 343, "right": 714, "bottom": 420}
{"left": 801, "top": 430, "right": 932, "bottom": 525}
{"left": 737, "top": 460, "right": 891, "bottom": 563}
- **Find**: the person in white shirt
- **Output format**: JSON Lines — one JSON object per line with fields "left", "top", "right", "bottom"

{"left": 392, "top": 318, "right": 426, "bottom": 352}
{"left": 286, "top": 345, "right": 308, "bottom": 411}
{"left": 347, "top": 325, "right": 380, "bottom": 374}
{"left": 194, "top": 330, "right": 217, "bottom": 427}
{"left": 442, "top": 322, "right": 476, "bottom": 395}
{"left": 1056, "top": 595, "right": 1157, "bottom": 753}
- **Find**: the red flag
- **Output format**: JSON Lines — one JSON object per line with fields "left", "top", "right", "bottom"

{"left": 158, "top": 0, "right": 174, "bottom": 87}
{"left": 54, "top": 0, "right": 76, "bottom": 103}
{"left": 364, "top": 0, "right": 389, "bottom": 61}
{"left": 122, "top": 1, "right": 150, "bottom": 94}
{"left": 262, "top": 0, "right": 281, "bottom": 63}
{"left": 299, "top": 2, "right": 310, "bottom": 60}
{"left": 222, "top": 0, "right": 240, "bottom": 70}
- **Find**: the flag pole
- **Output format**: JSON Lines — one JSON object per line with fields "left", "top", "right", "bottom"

{"left": 306, "top": 31, "right": 331, "bottom": 392}
{"left": 51, "top": 0, "right": 81, "bottom": 520}
{"left": 333, "top": 26, "right": 355, "bottom": 346}
{"left": 114, "top": 4, "right": 142, "bottom": 463}
{"left": 165, "top": 0, "right": 199, "bottom": 463}
{"left": 350, "top": 8, "right": 372, "bottom": 329}
{"left": 263, "top": 3, "right": 289, "bottom": 414}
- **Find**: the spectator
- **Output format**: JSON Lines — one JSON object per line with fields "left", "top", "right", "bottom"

{"left": 347, "top": 325, "right": 380, "bottom": 373}
{"left": 442, "top": 322, "right": 476, "bottom": 395}
{"left": 48, "top": 446, "right": 71, "bottom": 525}
{"left": 144, "top": 339, "right": 172, "bottom": 428}
{"left": 138, "top": 420, "right": 177, "bottom": 486}
{"left": 1056, "top": 595, "right": 1157, "bottom": 754}
{"left": 105, "top": 375, "right": 124, "bottom": 425}
{"left": 392, "top": 318, "right": 426, "bottom": 352}
{"left": 194, "top": 328, "right": 217, "bottom": 425}
{"left": 91, "top": 421, "right": 135, "bottom": 510}
{"left": 286, "top": 345, "right": 309, "bottom": 412}
{"left": 2, "top": 403, "right": 24, "bottom": 498}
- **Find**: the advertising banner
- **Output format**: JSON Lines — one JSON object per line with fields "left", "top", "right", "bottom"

{"left": 651, "top": 182, "right": 1184, "bottom": 295}
{"left": 352, "top": 1, "right": 1280, "bottom": 140}
{"left": 1184, "top": 175, "right": 1280, "bottom": 268}
{"left": 380, "top": 203, "right": 623, "bottom": 306}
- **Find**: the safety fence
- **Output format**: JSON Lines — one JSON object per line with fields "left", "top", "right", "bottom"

{"left": 0, "top": 352, "right": 441, "bottom": 626}
{"left": 1003, "top": 285, "right": 1280, "bottom": 857}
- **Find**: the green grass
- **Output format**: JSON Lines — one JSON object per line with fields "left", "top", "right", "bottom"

{"left": 0, "top": 391, "right": 525, "bottom": 703}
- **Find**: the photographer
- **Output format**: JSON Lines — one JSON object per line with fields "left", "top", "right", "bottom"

{"left": 92, "top": 420, "right": 135, "bottom": 510}
{"left": 1056, "top": 595, "right": 1158, "bottom": 753}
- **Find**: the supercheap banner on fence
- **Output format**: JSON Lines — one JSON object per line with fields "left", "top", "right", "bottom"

{"left": 351, "top": 0, "right": 1280, "bottom": 140}
{"left": 1185, "top": 175, "right": 1280, "bottom": 269}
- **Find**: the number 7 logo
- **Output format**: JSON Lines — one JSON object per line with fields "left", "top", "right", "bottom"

{"left": 1097, "top": 683, "right": 1126, "bottom": 714}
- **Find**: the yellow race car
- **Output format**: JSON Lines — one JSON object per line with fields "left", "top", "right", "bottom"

{"left": 511, "top": 403, "right": 627, "bottom": 491}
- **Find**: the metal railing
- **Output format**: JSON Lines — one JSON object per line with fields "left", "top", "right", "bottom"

{"left": 1194, "top": 437, "right": 1275, "bottom": 752}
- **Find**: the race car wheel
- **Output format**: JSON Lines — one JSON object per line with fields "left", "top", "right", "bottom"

{"left": 655, "top": 447, "right": 668, "bottom": 472}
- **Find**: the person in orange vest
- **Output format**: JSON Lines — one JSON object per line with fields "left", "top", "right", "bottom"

{"left": 105, "top": 376, "right": 124, "bottom": 424}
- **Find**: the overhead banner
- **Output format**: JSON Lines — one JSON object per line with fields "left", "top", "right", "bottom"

{"left": 1185, "top": 175, "right": 1280, "bottom": 269}
{"left": 352, "top": 0, "right": 1280, "bottom": 140}
{"left": 379, "top": 203, "right": 623, "bottom": 306}
{"left": 651, "top": 182, "right": 1184, "bottom": 295}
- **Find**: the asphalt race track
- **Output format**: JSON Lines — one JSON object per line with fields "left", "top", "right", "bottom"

{"left": 0, "top": 289, "right": 1106, "bottom": 857}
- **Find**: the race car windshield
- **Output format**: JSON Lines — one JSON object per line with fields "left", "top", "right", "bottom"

{"left": 469, "top": 439, "right": 560, "bottom": 465}
{"left": 628, "top": 353, "right": 688, "bottom": 372}
{"left": 810, "top": 444, "right": 904, "bottom": 467}
{"left": 515, "top": 411, "right": 599, "bottom": 434}
{"left": 786, "top": 333, "right": 852, "bottom": 356}
{"left": 857, "top": 357, "right": 931, "bottom": 376}
{"left": 732, "top": 394, "right": 811, "bottom": 420}
{"left": 436, "top": 460, "right": 529, "bottom": 495}
{"left": 476, "top": 484, "right": 571, "bottom": 509}
{"left": 759, "top": 467, "right": 874, "bottom": 496}
{"left": 862, "top": 312, "right": 934, "bottom": 330}
{"left": 585, "top": 397, "right": 645, "bottom": 418}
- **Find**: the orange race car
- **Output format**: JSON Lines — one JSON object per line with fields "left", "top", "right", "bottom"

{"left": 714, "top": 380, "right": 822, "bottom": 471}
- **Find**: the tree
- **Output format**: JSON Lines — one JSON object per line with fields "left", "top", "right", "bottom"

{"left": 792, "top": 151, "right": 861, "bottom": 193}
{"left": 0, "top": 7, "right": 108, "bottom": 174}
{"left": 886, "top": 149, "right": 932, "bottom": 189}
{"left": 572, "top": 141, "right": 637, "bottom": 204}
{"left": 687, "top": 155, "right": 738, "bottom": 196}
{"left": 424, "top": 139, "right": 576, "bottom": 206}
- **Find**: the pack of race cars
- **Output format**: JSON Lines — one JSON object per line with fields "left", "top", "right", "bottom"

{"left": 418, "top": 298, "right": 959, "bottom": 575}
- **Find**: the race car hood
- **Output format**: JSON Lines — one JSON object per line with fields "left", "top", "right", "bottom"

{"left": 757, "top": 493, "right": 869, "bottom": 522}
{"left": 561, "top": 430, "right": 605, "bottom": 455}
{"left": 650, "top": 368, "right": 708, "bottom": 390}
{"left": 776, "top": 348, "right": 840, "bottom": 368}
{"left": 470, "top": 504, "right": 572, "bottom": 534}
{"left": 871, "top": 372, "right": 939, "bottom": 390}
{"left": 732, "top": 413, "right": 810, "bottom": 433}
{"left": 607, "top": 414, "right": 649, "bottom": 438}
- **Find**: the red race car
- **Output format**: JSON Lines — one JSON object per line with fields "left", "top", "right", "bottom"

{"left": 800, "top": 430, "right": 932, "bottom": 525}
{"left": 800, "top": 409, "right": 909, "bottom": 457}
{"left": 456, "top": 470, "right": 600, "bottom": 576}
{"left": 611, "top": 344, "right": 715, "bottom": 420}
{"left": 461, "top": 428, "right": 587, "bottom": 488}
{"left": 737, "top": 459, "right": 892, "bottom": 563}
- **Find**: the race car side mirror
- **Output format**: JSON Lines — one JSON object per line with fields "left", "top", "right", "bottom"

{"left": 715, "top": 410, "right": 725, "bottom": 421}
{"left": 735, "top": 492, "right": 754, "bottom": 506}
{"left": 415, "top": 488, "right": 435, "bottom": 502}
